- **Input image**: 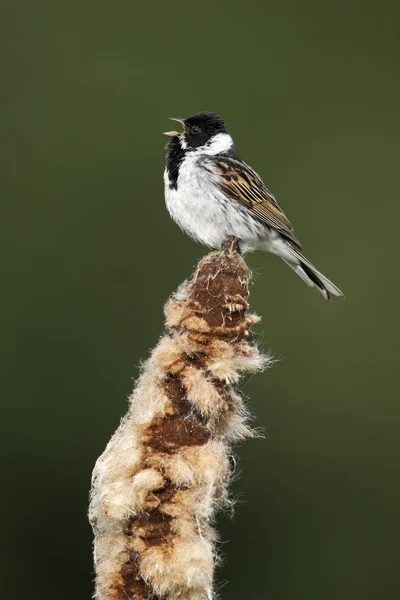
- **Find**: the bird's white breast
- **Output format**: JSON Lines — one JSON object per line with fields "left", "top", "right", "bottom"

{"left": 164, "top": 153, "right": 267, "bottom": 252}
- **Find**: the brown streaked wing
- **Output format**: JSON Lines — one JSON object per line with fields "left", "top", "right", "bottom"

{"left": 217, "top": 157, "right": 302, "bottom": 249}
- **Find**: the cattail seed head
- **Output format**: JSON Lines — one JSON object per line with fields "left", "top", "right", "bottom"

{"left": 89, "top": 241, "right": 270, "bottom": 599}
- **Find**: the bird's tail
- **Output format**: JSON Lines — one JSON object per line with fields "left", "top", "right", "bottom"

{"left": 282, "top": 246, "right": 344, "bottom": 300}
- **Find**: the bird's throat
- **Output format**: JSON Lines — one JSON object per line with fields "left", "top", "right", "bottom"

{"left": 166, "top": 138, "right": 185, "bottom": 190}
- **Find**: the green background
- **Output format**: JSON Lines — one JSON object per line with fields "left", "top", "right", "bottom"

{"left": 2, "top": 1, "right": 399, "bottom": 598}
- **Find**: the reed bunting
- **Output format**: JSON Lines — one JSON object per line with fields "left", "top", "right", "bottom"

{"left": 163, "top": 112, "right": 343, "bottom": 300}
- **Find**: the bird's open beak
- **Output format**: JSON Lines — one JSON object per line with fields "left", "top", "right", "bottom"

{"left": 163, "top": 118, "right": 185, "bottom": 137}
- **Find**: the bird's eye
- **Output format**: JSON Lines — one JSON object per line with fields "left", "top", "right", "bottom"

{"left": 191, "top": 126, "right": 200, "bottom": 135}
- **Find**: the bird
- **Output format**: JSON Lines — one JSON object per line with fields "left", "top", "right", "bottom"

{"left": 163, "top": 112, "right": 344, "bottom": 300}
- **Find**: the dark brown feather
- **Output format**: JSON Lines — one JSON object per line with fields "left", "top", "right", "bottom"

{"left": 217, "top": 157, "right": 302, "bottom": 249}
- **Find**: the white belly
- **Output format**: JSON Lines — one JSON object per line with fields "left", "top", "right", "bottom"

{"left": 164, "top": 156, "right": 268, "bottom": 252}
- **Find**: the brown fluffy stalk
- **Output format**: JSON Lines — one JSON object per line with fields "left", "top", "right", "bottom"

{"left": 89, "top": 238, "right": 270, "bottom": 600}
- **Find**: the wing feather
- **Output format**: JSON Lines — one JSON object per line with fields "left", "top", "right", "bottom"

{"left": 216, "top": 156, "right": 302, "bottom": 249}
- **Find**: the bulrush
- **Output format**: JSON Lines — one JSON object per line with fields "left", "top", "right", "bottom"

{"left": 89, "top": 238, "right": 270, "bottom": 600}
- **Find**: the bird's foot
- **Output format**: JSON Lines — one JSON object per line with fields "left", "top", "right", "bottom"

{"left": 221, "top": 236, "right": 241, "bottom": 255}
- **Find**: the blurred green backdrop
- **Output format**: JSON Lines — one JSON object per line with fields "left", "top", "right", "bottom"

{"left": 1, "top": 1, "right": 399, "bottom": 598}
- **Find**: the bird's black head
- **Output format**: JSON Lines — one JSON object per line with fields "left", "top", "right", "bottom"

{"left": 164, "top": 112, "right": 228, "bottom": 151}
{"left": 183, "top": 112, "right": 228, "bottom": 148}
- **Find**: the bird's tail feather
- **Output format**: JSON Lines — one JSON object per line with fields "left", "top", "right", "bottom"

{"left": 283, "top": 247, "right": 344, "bottom": 300}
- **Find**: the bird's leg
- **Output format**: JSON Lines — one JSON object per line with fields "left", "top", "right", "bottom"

{"left": 221, "top": 235, "right": 241, "bottom": 255}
